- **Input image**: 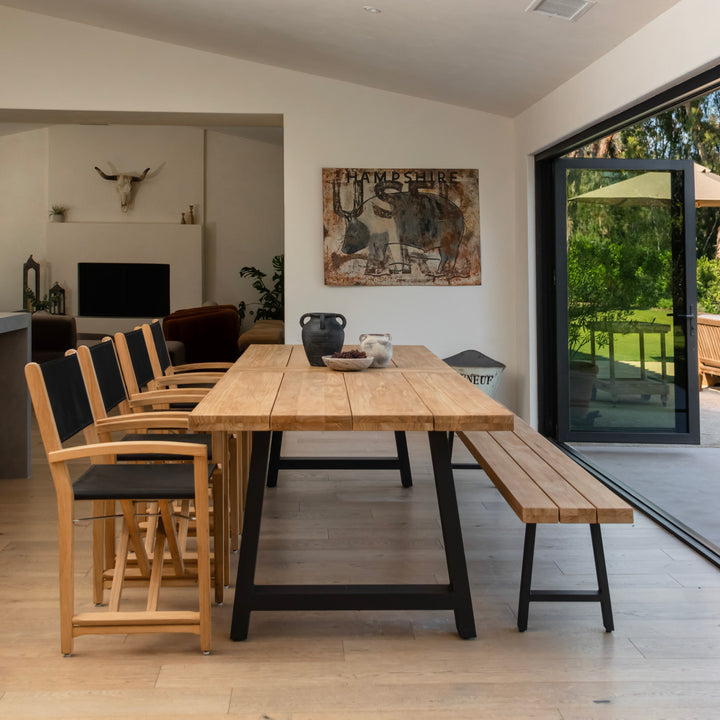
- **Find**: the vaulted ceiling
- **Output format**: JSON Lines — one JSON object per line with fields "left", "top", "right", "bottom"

{"left": 0, "top": 0, "right": 680, "bottom": 117}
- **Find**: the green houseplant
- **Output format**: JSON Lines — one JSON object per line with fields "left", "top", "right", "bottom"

{"left": 238, "top": 254, "right": 284, "bottom": 324}
{"left": 49, "top": 205, "right": 67, "bottom": 222}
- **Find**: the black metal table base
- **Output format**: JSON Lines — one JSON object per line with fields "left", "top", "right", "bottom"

{"left": 517, "top": 523, "right": 614, "bottom": 632}
{"left": 267, "top": 430, "right": 413, "bottom": 488}
{"left": 230, "top": 430, "right": 476, "bottom": 640}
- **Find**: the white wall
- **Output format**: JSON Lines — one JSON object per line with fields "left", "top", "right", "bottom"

{"left": 0, "top": 129, "right": 48, "bottom": 310}
{"left": 0, "top": 6, "right": 519, "bottom": 410}
{"left": 205, "top": 128, "right": 284, "bottom": 325}
{"left": 513, "top": 0, "right": 720, "bottom": 422}
{"left": 48, "top": 125, "right": 204, "bottom": 223}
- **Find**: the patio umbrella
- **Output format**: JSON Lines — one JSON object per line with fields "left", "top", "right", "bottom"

{"left": 571, "top": 163, "right": 720, "bottom": 207}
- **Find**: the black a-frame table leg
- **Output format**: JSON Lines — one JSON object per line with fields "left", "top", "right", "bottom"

{"left": 231, "top": 429, "right": 475, "bottom": 640}
{"left": 266, "top": 430, "right": 283, "bottom": 488}
{"left": 427, "top": 431, "right": 476, "bottom": 639}
{"left": 231, "top": 430, "right": 272, "bottom": 641}
{"left": 394, "top": 431, "right": 413, "bottom": 488}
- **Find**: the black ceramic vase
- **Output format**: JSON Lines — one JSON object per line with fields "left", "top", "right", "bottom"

{"left": 300, "top": 312, "right": 347, "bottom": 366}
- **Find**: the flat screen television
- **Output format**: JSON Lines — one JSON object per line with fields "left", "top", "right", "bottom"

{"left": 78, "top": 262, "right": 170, "bottom": 317}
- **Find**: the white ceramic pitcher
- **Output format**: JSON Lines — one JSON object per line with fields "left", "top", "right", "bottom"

{"left": 359, "top": 333, "right": 393, "bottom": 368}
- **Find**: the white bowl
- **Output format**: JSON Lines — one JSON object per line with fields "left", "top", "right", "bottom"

{"left": 322, "top": 355, "right": 373, "bottom": 372}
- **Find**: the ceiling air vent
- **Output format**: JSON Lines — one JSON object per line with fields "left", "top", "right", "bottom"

{"left": 526, "top": 0, "right": 595, "bottom": 21}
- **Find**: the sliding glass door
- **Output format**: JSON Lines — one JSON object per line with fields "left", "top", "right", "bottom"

{"left": 554, "top": 158, "right": 699, "bottom": 444}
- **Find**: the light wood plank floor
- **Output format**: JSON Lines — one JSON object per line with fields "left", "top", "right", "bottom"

{"left": 1, "top": 424, "right": 719, "bottom": 719}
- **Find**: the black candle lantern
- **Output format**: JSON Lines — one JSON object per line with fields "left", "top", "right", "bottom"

{"left": 22, "top": 255, "right": 40, "bottom": 312}
{"left": 49, "top": 282, "right": 66, "bottom": 315}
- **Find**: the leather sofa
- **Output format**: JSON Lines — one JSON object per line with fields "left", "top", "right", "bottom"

{"left": 163, "top": 304, "right": 240, "bottom": 363}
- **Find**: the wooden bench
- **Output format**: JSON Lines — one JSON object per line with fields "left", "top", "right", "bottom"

{"left": 457, "top": 416, "right": 634, "bottom": 632}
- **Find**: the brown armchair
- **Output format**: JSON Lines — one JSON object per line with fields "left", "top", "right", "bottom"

{"left": 162, "top": 305, "right": 240, "bottom": 364}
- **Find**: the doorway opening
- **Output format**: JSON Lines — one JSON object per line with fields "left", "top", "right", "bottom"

{"left": 536, "top": 65, "right": 720, "bottom": 566}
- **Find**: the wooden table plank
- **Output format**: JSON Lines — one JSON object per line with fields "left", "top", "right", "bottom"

{"left": 236, "top": 344, "right": 292, "bottom": 369}
{"left": 188, "top": 371, "right": 284, "bottom": 431}
{"left": 271, "top": 370, "right": 353, "bottom": 431}
{"left": 286, "top": 345, "right": 312, "bottom": 367}
{"left": 391, "top": 345, "right": 454, "bottom": 370}
{"left": 344, "top": 371, "right": 434, "bottom": 431}
{"left": 404, "top": 371, "right": 514, "bottom": 431}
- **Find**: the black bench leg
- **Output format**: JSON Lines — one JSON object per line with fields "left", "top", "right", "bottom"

{"left": 590, "top": 523, "right": 614, "bottom": 632}
{"left": 517, "top": 523, "right": 536, "bottom": 632}
{"left": 428, "top": 431, "right": 476, "bottom": 639}
{"left": 394, "top": 431, "right": 413, "bottom": 488}
{"left": 231, "top": 430, "right": 272, "bottom": 640}
{"left": 266, "top": 430, "right": 283, "bottom": 487}
{"left": 517, "top": 523, "right": 614, "bottom": 633}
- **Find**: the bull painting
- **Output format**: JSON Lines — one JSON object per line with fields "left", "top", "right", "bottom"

{"left": 323, "top": 168, "right": 480, "bottom": 286}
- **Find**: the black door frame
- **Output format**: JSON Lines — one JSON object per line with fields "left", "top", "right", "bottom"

{"left": 534, "top": 63, "right": 720, "bottom": 568}
{"left": 555, "top": 157, "right": 699, "bottom": 444}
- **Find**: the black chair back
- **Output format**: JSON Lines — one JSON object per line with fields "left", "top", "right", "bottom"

{"left": 39, "top": 353, "right": 94, "bottom": 442}
{"left": 88, "top": 340, "right": 128, "bottom": 414}
{"left": 124, "top": 328, "right": 156, "bottom": 390}
{"left": 149, "top": 320, "right": 172, "bottom": 374}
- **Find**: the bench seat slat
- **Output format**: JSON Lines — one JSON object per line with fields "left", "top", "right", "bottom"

{"left": 487, "top": 430, "right": 597, "bottom": 523}
{"left": 512, "top": 418, "right": 634, "bottom": 524}
{"left": 458, "top": 431, "right": 558, "bottom": 523}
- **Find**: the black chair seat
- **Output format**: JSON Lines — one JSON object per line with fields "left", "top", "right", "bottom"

{"left": 73, "top": 462, "right": 216, "bottom": 501}
{"left": 117, "top": 432, "right": 213, "bottom": 461}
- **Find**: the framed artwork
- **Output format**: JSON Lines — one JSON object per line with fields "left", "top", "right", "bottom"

{"left": 323, "top": 168, "right": 480, "bottom": 286}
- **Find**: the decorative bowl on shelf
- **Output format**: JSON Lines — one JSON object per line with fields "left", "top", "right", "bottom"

{"left": 322, "top": 355, "right": 373, "bottom": 372}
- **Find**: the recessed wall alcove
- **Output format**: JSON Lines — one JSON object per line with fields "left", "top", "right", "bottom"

{"left": 46, "top": 222, "right": 202, "bottom": 334}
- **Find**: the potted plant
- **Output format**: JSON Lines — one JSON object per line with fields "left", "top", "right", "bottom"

{"left": 49, "top": 205, "right": 67, "bottom": 222}
{"left": 238, "top": 254, "right": 284, "bottom": 326}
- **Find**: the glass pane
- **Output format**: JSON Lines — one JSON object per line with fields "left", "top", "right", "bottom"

{"left": 565, "top": 167, "right": 689, "bottom": 434}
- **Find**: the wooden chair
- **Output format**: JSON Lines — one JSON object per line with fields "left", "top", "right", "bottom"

{"left": 26, "top": 353, "right": 213, "bottom": 655}
{"left": 117, "top": 327, "right": 244, "bottom": 557}
{"left": 74, "top": 339, "right": 226, "bottom": 604}
{"left": 113, "top": 327, "right": 221, "bottom": 399}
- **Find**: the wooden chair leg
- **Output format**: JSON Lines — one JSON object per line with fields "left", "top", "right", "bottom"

{"left": 57, "top": 492, "right": 75, "bottom": 657}
{"left": 120, "top": 500, "right": 151, "bottom": 577}
{"left": 212, "top": 467, "right": 226, "bottom": 603}
{"left": 193, "top": 461, "right": 212, "bottom": 654}
{"left": 228, "top": 433, "right": 240, "bottom": 552}
{"left": 159, "top": 501, "right": 185, "bottom": 577}
{"left": 92, "top": 500, "right": 106, "bottom": 606}
{"left": 240, "top": 432, "right": 251, "bottom": 533}
{"left": 147, "top": 520, "right": 167, "bottom": 612}
{"left": 108, "top": 521, "right": 131, "bottom": 612}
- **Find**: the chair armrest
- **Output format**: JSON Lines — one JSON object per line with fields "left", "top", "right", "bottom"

{"left": 154, "top": 374, "right": 223, "bottom": 387}
{"left": 95, "top": 415, "right": 191, "bottom": 432}
{"left": 172, "top": 362, "right": 233, "bottom": 372}
{"left": 127, "top": 388, "right": 209, "bottom": 408}
{"left": 49, "top": 440, "right": 208, "bottom": 463}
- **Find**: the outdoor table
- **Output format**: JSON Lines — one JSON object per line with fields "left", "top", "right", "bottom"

{"left": 188, "top": 344, "right": 514, "bottom": 640}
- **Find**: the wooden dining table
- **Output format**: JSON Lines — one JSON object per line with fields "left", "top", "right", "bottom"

{"left": 188, "top": 344, "right": 514, "bottom": 640}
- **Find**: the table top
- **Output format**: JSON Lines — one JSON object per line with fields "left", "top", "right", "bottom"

{"left": 188, "top": 345, "right": 514, "bottom": 433}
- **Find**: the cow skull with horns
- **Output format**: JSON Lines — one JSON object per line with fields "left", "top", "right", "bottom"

{"left": 94, "top": 166, "right": 151, "bottom": 212}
